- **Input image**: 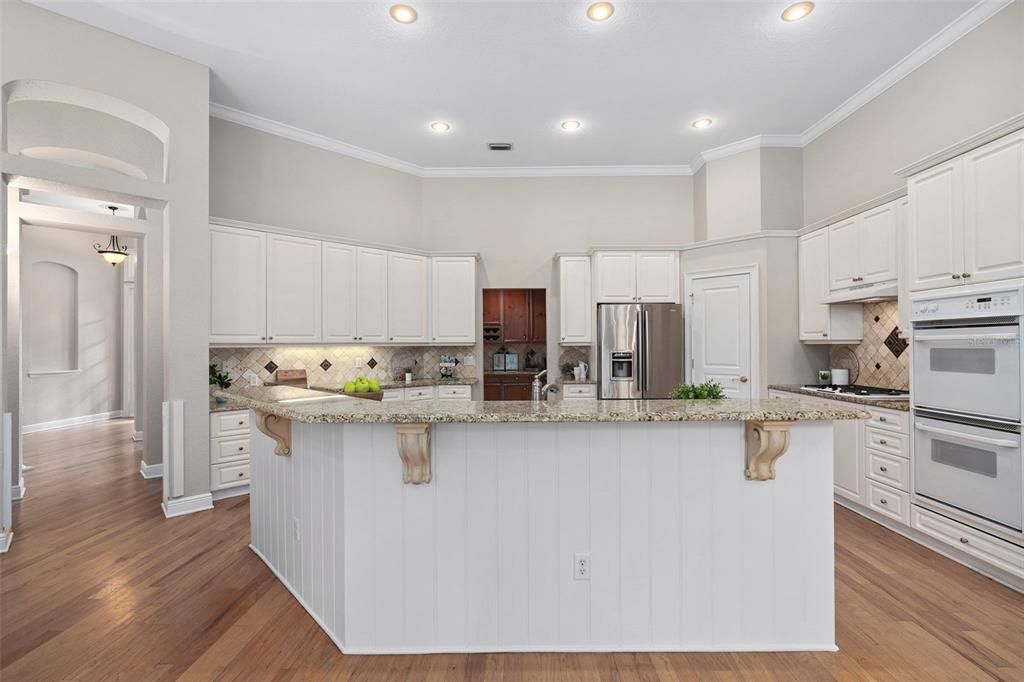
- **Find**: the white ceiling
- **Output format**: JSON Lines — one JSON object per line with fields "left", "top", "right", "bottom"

{"left": 32, "top": 1, "right": 982, "bottom": 172}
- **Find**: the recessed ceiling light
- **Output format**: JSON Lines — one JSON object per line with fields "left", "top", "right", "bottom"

{"left": 560, "top": 120, "right": 582, "bottom": 131}
{"left": 586, "top": 2, "right": 615, "bottom": 22}
{"left": 429, "top": 121, "right": 450, "bottom": 133}
{"left": 781, "top": 2, "right": 814, "bottom": 22}
{"left": 390, "top": 4, "right": 418, "bottom": 24}
{"left": 691, "top": 118, "right": 713, "bottom": 130}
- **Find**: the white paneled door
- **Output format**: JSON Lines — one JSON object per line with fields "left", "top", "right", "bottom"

{"left": 594, "top": 252, "right": 637, "bottom": 303}
{"left": 431, "top": 256, "right": 476, "bottom": 343}
{"left": 908, "top": 159, "right": 964, "bottom": 291}
{"left": 798, "top": 230, "right": 830, "bottom": 341}
{"left": 634, "top": 252, "right": 678, "bottom": 302}
{"left": 355, "top": 248, "right": 388, "bottom": 342}
{"left": 963, "top": 130, "right": 1024, "bottom": 285}
{"left": 559, "top": 256, "right": 592, "bottom": 344}
{"left": 322, "top": 242, "right": 358, "bottom": 343}
{"left": 210, "top": 225, "right": 267, "bottom": 344}
{"left": 689, "top": 272, "right": 753, "bottom": 399}
{"left": 266, "top": 234, "right": 323, "bottom": 343}
{"left": 387, "top": 252, "right": 429, "bottom": 343}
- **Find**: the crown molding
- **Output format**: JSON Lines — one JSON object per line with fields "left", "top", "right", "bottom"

{"left": 799, "top": 0, "right": 1014, "bottom": 146}
{"left": 894, "top": 111, "right": 1024, "bottom": 178}
{"left": 693, "top": 134, "right": 803, "bottom": 170}
{"left": 420, "top": 164, "right": 692, "bottom": 178}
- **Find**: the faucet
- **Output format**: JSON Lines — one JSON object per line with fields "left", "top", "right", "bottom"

{"left": 531, "top": 369, "right": 560, "bottom": 402}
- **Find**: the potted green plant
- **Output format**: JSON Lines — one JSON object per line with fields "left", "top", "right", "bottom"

{"left": 209, "top": 364, "right": 232, "bottom": 402}
{"left": 669, "top": 380, "right": 725, "bottom": 400}
{"left": 560, "top": 361, "right": 575, "bottom": 378}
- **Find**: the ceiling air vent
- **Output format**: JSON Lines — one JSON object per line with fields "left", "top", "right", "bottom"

{"left": 488, "top": 142, "right": 513, "bottom": 151}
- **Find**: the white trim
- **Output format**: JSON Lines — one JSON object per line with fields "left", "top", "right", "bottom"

{"left": 161, "top": 492, "right": 214, "bottom": 518}
{"left": 0, "top": 531, "right": 12, "bottom": 554}
{"left": 422, "top": 164, "right": 692, "bottom": 178}
{"left": 132, "top": 430, "right": 144, "bottom": 442}
{"left": 25, "top": 369, "right": 81, "bottom": 377}
{"left": 212, "top": 484, "right": 249, "bottom": 502}
{"left": 22, "top": 411, "right": 121, "bottom": 434}
{"left": 162, "top": 400, "right": 185, "bottom": 499}
{"left": 894, "top": 111, "right": 1024, "bottom": 177}
{"left": 800, "top": 0, "right": 1015, "bottom": 146}
{"left": 139, "top": 459, "right": 163, "bottom": 479}
{"left": 799, "top": 187, "right": 908, "bottom": 235}
{"left": 12, "top": 477, "right": 26, "bottom": 501}
{"left": 683, "top": 264, "right": 762, "bottom": 399}
{"left": 696, "top": 134, "right": 803, "bottom": 168}
{"left": 679, "top": 230, "right": 798, "bottom": 252}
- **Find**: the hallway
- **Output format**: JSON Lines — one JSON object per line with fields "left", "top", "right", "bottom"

{"left": 1, "top": 420, "right": 1023, "bottom": 680}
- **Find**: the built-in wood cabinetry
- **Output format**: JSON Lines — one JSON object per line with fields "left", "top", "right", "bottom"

{"left": 500, "top": 289, "right": 530, "bottom": 342}
{"left": 558, "top": 255, "right": 592, "bottom": 345}
{"left": 210, "top": 409, "right": 251, "bottom": 499}
{"left": 210, "top": 223, "right": 477, "bottom": 345}
{"left": 480, "top": 288, "right": 546, "bottom": 344}
{"left": 908, "top": 129, "right": 1024, "bottom": 291}
{"left": 594, "top": 250, "right": 678, "bottom": 303}
{"left": 484, "top": 372, "right": 533, "bottom": 401}
{"left": 798, "top": 230, "right": 863, "bottom": 343}
{"left": 827, "top": 200, "right": 898, "bottom": 293}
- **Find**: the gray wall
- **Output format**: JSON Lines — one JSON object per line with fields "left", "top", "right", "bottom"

{"left": 802, "top": 0, "right": 1024, "bottom": 225}
{"left": 703, "top": 148, "right": 761, "bottom": 241}
{"left": 22, "top": 227, "right": 122, "bottom": 426}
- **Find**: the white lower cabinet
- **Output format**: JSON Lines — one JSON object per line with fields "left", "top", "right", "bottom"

{"left": 912, "top": 506, "right": 1024, "bottom": 581}
{"left": 866, "top": 480, "right": 910, "bottom": 525}
{"left": 210, "top": 410, "right": 251, "bottom": 498}
{"left": 561, "top": 383, "right": 597, "bottom": 399}
{"left": 436, "top": 384, "right": 471, "bottom": 400}
{"left": 384, "top": 385, "right": 473, "bottom": 401}
{"left": 833, "top": 417, "right": 865, "bottom": 504}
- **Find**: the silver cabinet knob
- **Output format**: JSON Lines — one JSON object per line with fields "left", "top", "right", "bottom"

{"left": 261, "top": 336, "right": 266, "bottom": 341}
{"left": 879, "top": 466, "right": 888, "bottom": 473}
{"left": 268, "top": 336, "right": 274, "bottom": 340}
{"left": 238, "top": 446, "right": 244, "bottom": 451}
{"left": 952, "top": 273, "right": 962, "bottom": 279}
{"left": 960, "top": 537, "right": 969, "bottom": 544}
{"left": 880, "top": 498, "right": 888, "bottom": 505}
{"left": 822, "top": 332, "right": 828, "bottom": 337}
{"left": 879, "top": 439, "right": 888, "bottom": 445}
{"left": 962, "top": 272, "right": 972, "bottom": 278}
{"left": 878, "top": 416, "right": 887, "bottom": 423}
{"left": 237, "top": 420, "right": 244, "bottom": 425}
{"left": 238, "top": 472, "right": 245, "bottom": 478}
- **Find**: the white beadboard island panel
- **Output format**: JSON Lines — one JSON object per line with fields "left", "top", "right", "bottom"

{"left": 249, "top": 419, "right": 836, "bottom": 654}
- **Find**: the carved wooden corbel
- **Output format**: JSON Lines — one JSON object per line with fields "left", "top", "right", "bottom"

{"left": 255, "top": 410, "right": 292, "bottom": 456}
{"left": 395, "top": 423, "right": 432, "bottom": 484}
{"left": 744, "top": 420, "right": 792, "bottom": 481}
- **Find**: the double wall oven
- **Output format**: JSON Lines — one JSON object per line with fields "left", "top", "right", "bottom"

{"left": 911, "top": 282, "right": 1024, "bottom": 546}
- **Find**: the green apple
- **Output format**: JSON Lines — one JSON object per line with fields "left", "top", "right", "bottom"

{"left": 368, "top": 379, "right": 381, "bottom": 392}
{"left": 343, "top": 380, "right": 356, "bottom": 393}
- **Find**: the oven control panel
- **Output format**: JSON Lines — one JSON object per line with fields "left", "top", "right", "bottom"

{"left": 911, "top": 285, "right": 1023, "bottom": 322}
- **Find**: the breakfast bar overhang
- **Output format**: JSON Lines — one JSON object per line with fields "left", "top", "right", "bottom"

{"left": 220, "top": 388, "right": 865, "bottom": 655}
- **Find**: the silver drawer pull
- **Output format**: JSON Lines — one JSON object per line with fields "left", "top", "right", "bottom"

{"left": 879, "top": 466, "right": 888, "bottom": 473}
{"left": 238, "top": 472, "right": 245, "bottom": 478}
{"left": 238, "top": 420, "right": 244, "bottom": 425}
{"left": 878, "top": 416, "right": 887, "bottom": 423}
{"left": 879, "top": 439, "right": 888, "bottom": 445}
{"left": 959, "top": 537, "right": 969, "bottom": 545}
{"left": 880, "top": 498, "right": 888, "bottom": 505}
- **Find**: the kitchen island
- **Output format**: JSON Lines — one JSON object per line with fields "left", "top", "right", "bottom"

{"left": 218, "top": 386, "right": 865, "bottom": 654}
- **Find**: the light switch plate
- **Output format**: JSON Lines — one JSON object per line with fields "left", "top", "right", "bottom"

{"left": 354, "top": 357, "right": 364, "bottom": 368}
{"left": 464, "top": 355, "right": 475, "bottom": 366}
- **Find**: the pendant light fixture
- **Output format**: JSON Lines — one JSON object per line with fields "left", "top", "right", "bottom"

{"left": 94, "top": 206, "right": 128, "bottom": 267}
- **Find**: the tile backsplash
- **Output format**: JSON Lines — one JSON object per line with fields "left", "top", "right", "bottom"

{"left": 828, "top": 301, "right": 910, "bottom": 390}
{"left": 210, "top": 345, "right": 478, "bottom": 387}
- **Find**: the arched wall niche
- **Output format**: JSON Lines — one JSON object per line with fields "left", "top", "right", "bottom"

{"left": 2, "top": 79, "right": 170, "bottom": 182}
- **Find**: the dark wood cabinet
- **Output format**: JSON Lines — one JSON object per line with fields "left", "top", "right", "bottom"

{"left": 501, "top": 289, "right": 530, "bottom": 342}
{"left": 503, "top": 383, "right": 531, "bottom": 401}
{"left": 529, "top": 289, "right": 546, "bottom": 343}
{"left": 483, "top": 383, "right": 503, "bottom": 401}
{"left": 482, "top": 289, "right": 502, "bottom": 325}
{"left": 483, "top": 372, "right": 534, "bottom": 401}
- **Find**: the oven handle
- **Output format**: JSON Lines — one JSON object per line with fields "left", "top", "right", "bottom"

{"left": 915, "top": 422, "right": 1020, "bottom": 449}
{"left": 913, "top": 333, "right": 1018, "bottom": 342}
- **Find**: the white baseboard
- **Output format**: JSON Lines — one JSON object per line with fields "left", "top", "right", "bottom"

{"left": 212, "top": 484, "right": 249, "bottom": 502}
{"left": 22, "top": 411, "right": 121, "bottom": 434}
{"left": 139, "top": 460, "right": 163, "bottom": 479}
{"left": 132, "top": 430, "right": 144, "bottom": 442}
{"left": 162, "top": 492, "right": 214, "bottom": 518}
{"left": 0, "top": 531, "right": 12, "bottom": 554}
{"left": 12, "top": 477, "right": 26, "bottom": 501}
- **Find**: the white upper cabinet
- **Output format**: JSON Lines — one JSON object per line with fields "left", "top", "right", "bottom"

{"left": 799, "top": 230, "right": 863, "bottom": 343}
{"left": 963, "top": 130, "right": 1024, "bottom": 285}
{"left": 908, "top": 158, "right": 964, "bottom": 291}
{"left": 431, "top": 256, "right": 477, "bottom": 344}
{"left": 322, "top": 242, "right": 357, "bottom": 342}
{"left": 827, "top": 202, "right": 898, "bottom": 292}
{"left": 559, "top": 256, "right": 592, "bottom": 344}
{"left": 266, "top": 234, "right": 322, "bottom": 344}
{"left": 387, "top": 252, "right": 429, "bottom": 343}
{"left": 857, "top": 202, "right": 899, "bottom": 285}
{"left": 634, "top": 251, "right": 679, "bottom": 302}
{"left": 210, "top": 225, "right": 267, "bottom": 344}
{"left": 355, "top": 247, "right": 389, "bottom": 342}
{"left": 594, "top": 250, "right": 678, "bottom": 303}
{"left": 594, "top": 251, "right": 637, "bottom": 302}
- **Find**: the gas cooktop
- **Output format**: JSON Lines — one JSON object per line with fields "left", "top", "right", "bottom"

{"left": 802, "top": 384, "right": 910, "bottom": 400}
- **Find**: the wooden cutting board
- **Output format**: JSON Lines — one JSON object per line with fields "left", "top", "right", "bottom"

{"left": 274, "top": 369, "right": 308, "bottom": 387}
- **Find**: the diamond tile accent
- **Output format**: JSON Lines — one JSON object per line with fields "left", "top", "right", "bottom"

{"left": 884, "top": 327, "right": 908, "bottom": 359}
{"left": 320, "top": 359, "right": 332, "bottom": 371}
{"left": 366, "top": 357, "right": 378, "bottom": 370}
{"left": 264, "top": 360, "right": 278, "bottom": 374}
{"left": 829, "top": 301, "right": 909, "bottom": 390}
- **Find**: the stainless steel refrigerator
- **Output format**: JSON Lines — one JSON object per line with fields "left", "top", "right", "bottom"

{"left": 597, "top": 303, "right": 684, "bottom": 400}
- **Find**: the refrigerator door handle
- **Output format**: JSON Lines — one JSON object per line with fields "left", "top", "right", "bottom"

{"left": 636, "top": 307, "right": 644, "bottom": 397}
{"left": 642, "top": 306, "right": 650, "bottom": 396}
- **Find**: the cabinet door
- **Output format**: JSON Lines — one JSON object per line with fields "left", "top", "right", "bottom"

{"left": 635, "top": 251, "right": 678, "bottom": 302}
{"left": 827, "top": 218, "right": 860, "bottom": 291}
{"left": 559, "top": 256, "right": 592, "bottom": 344}
{"left": 594, "top": 251, "right": 637, "bottom": 302}
{"left": 266, "top": 234, "right": 322, "bottom": 344}
{"left": 963, "top": 130, "right": 1024, "bottom": 285}
{"left": 858, "top": 201, "right": 899, "bottom": 285}
{"left": 484, "top": 383, "right": 503, "bottom": 401}
{"left": 896, "top": 197, "right": 910, "bottom": 338}
{"left": 908, "top": 159, "right": 964, "bottom": 291}
{"left": 431, "top": 256, "right": 477, "bottom": 343}
{"left": 482, "top": 289, "right": 502, "bottom": 324}
{"left": 833, "top": 413, "right": 864, "bottom": 505}
{"left": 355, "top": 247, "right": 388, "bottom": 342}
{"left": 798, "top": 231, "right": 830, "bottom": 341}
{"left": 322, "top": 242, "right": 357, "bottom": 342}
{"left": 529, "top": 288, "right": 547, "bottom": 343}
{"left": 501, "top": 289, "right": 530, "bottom": 342}
{"left": 504, "top": 383, "right": 531, "bottom": 401}
{"left": 210, "top": 226, "right": 267, "bottom": 343}
{"left": 387, "top": 252, "right": 429, "bottom": 342}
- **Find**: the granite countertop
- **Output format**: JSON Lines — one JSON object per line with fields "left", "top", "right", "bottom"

{"left": 307, "top": 377, "right": 478, "bottom": 392}
{"left": 211, "top": 396, "right": 246, "bottom": 413}
{"left": 215, "top": 386, "right": 867, "bottom": 425}
{"left": 768, "top": 384, "right": 911, "bottom": 412}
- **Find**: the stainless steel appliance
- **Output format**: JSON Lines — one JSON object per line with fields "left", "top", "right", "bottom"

{"left": 597, "top": 303, "right": 684, "bottom": 400}
{"left": 911, "top": 281, "right": 1024, "bottom": 545}
{"left": 803, "top": 384, "right": 910, "bottom": 401}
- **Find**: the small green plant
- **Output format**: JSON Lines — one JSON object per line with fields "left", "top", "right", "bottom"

{"left": 209, "top": 364, "right": 232, "bottom": 390}
{"left": 560, "top": 361, "right": 575, "bottom": 377}
{"left": 669, "top": 380, "right": 725, "bottom": 400}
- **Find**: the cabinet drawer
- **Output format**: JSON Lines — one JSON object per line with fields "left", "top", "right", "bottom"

{"left": 382, "top": 389, "right": 405, "bottom": 402}
{"left": 866, "top": 480, "right": 910, "bottom": 525}
{"left": 211, "top": 461, "right": 250, "bottom": 490}
{"left": 866, "top": 449, "right": 910, "bottom": 492}
{"left": 436, "top": 385, "right": 471, "bottom": 400}
{"left": 211, "top": 437, "right": 250, "bottom": 464}
{"left": 866, "top": 407, "right": 909, "bottom": 434}
{"left": 405, "top": 386, "right": 435, "bottom": 401}
{"left": 563, "top": 384, "right": 597, "bottom": 399}
{"left": 211, "top": 410, "right": 250, "bottom": 438}
{"left": 864, "top": 427, "right": 909, "bottom": 459}
{"left": 912, "top": 507, "right": 1024, "bottom": 580}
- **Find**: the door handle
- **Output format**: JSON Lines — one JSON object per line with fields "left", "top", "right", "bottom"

{"left": 915, "top": 422, "right": 1019, "bottom": 448}
{"left": 738, "top": 376, "right": 749, "bottom": 383}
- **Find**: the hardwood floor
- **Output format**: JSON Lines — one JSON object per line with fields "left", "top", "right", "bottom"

{"left": 2, "top": 420, "right": 1023, "bottom": 681}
